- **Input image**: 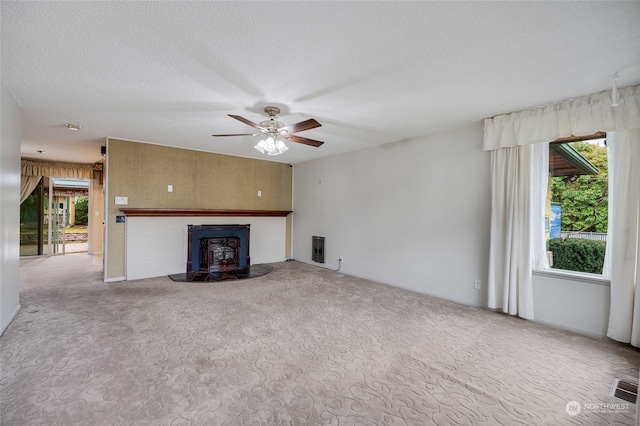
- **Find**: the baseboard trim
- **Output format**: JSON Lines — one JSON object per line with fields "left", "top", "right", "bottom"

{"left": 533, "top": 318, "right": 606, "bottom": 339}
{"left": 295, "top": 260, "right": 486, "bottom": 309}
{"left": 1, "top": 304, "right": 22, "bottom": 337}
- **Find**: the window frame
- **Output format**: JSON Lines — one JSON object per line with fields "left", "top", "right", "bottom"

{"left": 536, "top": 132, "right": 610, "bottom": 279}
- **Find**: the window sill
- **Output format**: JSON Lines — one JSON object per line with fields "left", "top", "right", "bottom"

{"left": 532, "top": 268, "right": 610, "bottom": 286}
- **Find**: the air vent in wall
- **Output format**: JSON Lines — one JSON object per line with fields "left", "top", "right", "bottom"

{"left": 312, "top": 236, "right": 325, "bottom": 263}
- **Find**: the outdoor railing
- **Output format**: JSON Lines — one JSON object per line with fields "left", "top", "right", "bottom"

{"left": 560, "top": 231, "right": 607, "bottom": 241}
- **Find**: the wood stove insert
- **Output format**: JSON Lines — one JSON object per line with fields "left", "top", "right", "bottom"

{"left": 187, "top": 224, "right": 250, "bottom": 280}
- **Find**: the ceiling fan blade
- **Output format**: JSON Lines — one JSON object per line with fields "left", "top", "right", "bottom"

{"left": 212, "top": 133, "right": 257, "bottom": 137}
{"left": 282, "top": 118, "right": 321, "bottom": 134}
{"left": 287, "top": 134, "right": 324, "bottom": 147}
{"left": 228, "top": 114, "right": 261, "bottom": 129}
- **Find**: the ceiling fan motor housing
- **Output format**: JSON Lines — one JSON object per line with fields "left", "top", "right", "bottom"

{"left": 260, "top": 107, "right": 286, "bottom": 134}
{"left": 259, "top": 119, "right": 286, "bottom": 133}
{"left": 264, "top": 106, "right": 280, "bottom": 117}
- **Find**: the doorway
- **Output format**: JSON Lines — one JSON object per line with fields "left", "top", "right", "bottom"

{"left": 20, "top": 177, "right": 90, "bottom": 256}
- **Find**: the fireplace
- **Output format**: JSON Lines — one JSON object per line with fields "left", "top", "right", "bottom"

{"left": 187, "top": 225, "right": 250, "bottom": 277}
{"left": 201, "top": 237, "right": 240, "bottom": 272}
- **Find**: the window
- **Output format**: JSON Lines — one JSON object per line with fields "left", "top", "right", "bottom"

{"left": 546, "top": 134, "right": 608, "bottom": 275}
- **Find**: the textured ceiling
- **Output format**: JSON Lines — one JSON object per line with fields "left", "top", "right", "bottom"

{"left": 2, "top": 1, "right": 640, "bottom": 165}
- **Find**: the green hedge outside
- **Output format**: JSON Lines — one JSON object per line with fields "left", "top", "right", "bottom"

{"left": 548, "top": 237, "right": 606, "bottom": 274}
{"left": 75, "top": 196, "right": 89, "bottom": 226}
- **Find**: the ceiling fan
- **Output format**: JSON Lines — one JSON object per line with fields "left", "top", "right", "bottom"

{"left": 213, "top": 106, "right": 324, "bottom": 155}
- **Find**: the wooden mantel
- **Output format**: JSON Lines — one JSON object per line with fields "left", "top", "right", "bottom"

{"left": 119, "top": 208, "right": 292, "bottom": 217}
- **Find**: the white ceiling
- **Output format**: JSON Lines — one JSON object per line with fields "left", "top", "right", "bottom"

{"left": 2, "top": 1, "right": 640, "bottom": 165}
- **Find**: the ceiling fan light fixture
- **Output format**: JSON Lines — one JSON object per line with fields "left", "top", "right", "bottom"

{"left": 273, "top": 138, "right": 289, "bottom": 155}
{"left": 255, "top": 134, "right": 289, "bottom": 156}
{"left": 255, "top": 135, "right": 276, "bottom": 154}
{"left": 254, "top": 139, "right": 267, "bottom": 154}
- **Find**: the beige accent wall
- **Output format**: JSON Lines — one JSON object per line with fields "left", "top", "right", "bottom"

{"left": 89, "top": 172, "right": 104, "bottom": 255}
{"left": 104, "top": 139, "right": 292, "bottom": 280}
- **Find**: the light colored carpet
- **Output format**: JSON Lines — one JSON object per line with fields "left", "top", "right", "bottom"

{"left": 1, "top": 255, "right": 638, "bottom": 425}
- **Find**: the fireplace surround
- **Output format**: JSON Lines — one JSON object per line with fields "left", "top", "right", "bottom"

{"left": 119, "top": 210, "right": 287, "bottom": 281}
{"left": 187, "top": 224, "right": 250, "bottom": 279}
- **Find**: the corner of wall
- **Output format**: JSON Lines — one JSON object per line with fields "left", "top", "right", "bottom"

{"left": 0, "top": 80, "right": 23, "bottom": 335}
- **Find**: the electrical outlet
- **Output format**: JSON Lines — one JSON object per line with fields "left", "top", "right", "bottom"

{"left": 474, "top": 279, "right": 481, "bottom": 290}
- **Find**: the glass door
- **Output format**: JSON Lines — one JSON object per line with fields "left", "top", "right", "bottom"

{"left": 45, "top": 177, "right": 70, "bottom": 255}
{"left": 49, "top": 197, "right": 66, "bottom": 255}
{"left": 19, "top": 180, "right": 43, "bottom": 256}
{"left": 20, "top": 176, "right": 90, "bottom": 256}
{"left": 36, "top": 177, "right": 66, "bottom": 255}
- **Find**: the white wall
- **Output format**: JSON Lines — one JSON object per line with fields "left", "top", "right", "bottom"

{"left": 292, "top": 122, "right": 614, "bottom": 339}
{"left": 0, "top": 80, "right": 22, "bottom": 336}
{"left": 293, "top": 122, "right": 492, "bottom": 307}
{"left": 533, "top": 272, "right": 610, "bottom": 337}
{"left": 125, "top": 216, "right": 287, "bottom": 280}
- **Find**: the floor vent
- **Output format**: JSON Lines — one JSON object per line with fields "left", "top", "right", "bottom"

{"left": 611, "top": 378, "right": 638, "bottom": 404}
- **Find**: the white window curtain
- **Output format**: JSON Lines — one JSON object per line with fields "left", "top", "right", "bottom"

{"left": 606, "top": 129, "right": 640, "bottom": 346}
{"left": 484, "top": 84, "right": 639, "bottom": 326}
{"left": 487, "top": 143, "right": 548, "bottom": 319}
{"left": 484, "top": 85, "right": 639, "bottom": 150}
